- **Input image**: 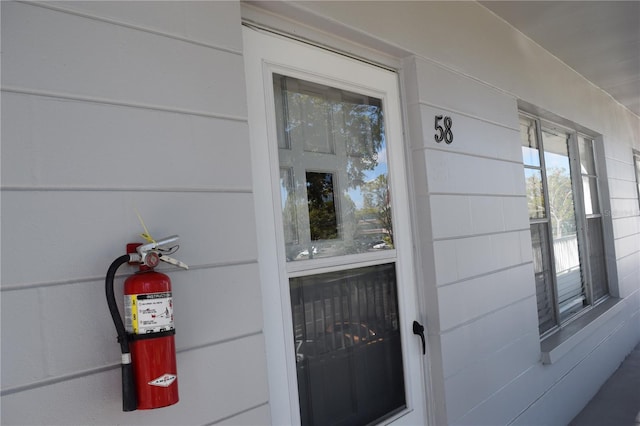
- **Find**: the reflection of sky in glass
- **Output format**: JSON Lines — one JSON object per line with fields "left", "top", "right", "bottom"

{"left": 348, "top": 142, "right": 387, "bottom": 208}
{"left": 544, "top": 153, "right": 570, "bottom": 173}
{"left": 280, "top": 169, "right": 289, "bottom": 211}
{"left": 522, "top": 146, "right": 540, "bottom": 167}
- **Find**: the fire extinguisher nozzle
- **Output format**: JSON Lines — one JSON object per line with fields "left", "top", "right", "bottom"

{"left": 121, "top": 362, "right": 137, "bottom": 412}
{"left": 106, "top": 254, "right": 138, "bottom": 411}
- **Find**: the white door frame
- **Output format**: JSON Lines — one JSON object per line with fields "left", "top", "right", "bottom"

{"left": 243, "top": 25, "right": 428, "bottom": 425}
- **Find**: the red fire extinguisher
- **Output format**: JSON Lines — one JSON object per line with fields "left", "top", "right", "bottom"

{"left": 105, "top": 235, "right": 188, "bottom": 411}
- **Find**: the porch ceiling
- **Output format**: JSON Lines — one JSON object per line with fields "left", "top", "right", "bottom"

{"left": 480, "top": 1, "right": 640, "bottom": 117}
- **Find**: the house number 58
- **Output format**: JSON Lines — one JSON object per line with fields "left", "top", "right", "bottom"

{"left": 434, "top": 115, "right": 453, "bottom": 144}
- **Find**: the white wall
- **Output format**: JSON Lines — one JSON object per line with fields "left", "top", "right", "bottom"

{"left": 1, "top": 1, "right": 269, "bottom": 424}
{"left": 252, "top": 1, "right": 640, "bottom": 425}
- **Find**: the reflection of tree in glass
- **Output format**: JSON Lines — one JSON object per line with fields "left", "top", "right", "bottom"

{"left": 306, "top": 172, "right": 338, "bottom": 241}
{"left": 525, "top": 172, "right": 545, "bottom": 219}
{"left": 527, "top": 167, "right": 577, "bottom": 237}
{"left": 280, "top": 170, "right": 298, "bottom": 245}
{"left": 282, "top": 83, "right": 385, "bottom": 188}
{"left": 341, "top": 102, "right": 384, "bottom": 189}
{"left": 546, "top": 168, "right": 577, "bottom": 237}
{"left": 362, "top": 175, "right": 393, "bottom": 246}
{"left": 275, "top": 75, "right": 395, "bottom": 258}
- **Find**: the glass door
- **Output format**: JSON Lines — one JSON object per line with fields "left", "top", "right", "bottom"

{"left": 244, "top": 26, "right": 427, "bottom": 426}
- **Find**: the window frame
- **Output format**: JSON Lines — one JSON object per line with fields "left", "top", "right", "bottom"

{"left": 634, "top": 150, "right": 640, "bottom": 210}
{"left": 520, "top": 111, "right": 610, "bottom": 338}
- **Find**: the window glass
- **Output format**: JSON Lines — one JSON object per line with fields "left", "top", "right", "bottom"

{"left": 587, "top": 217, "right": 608, "bottom": 301}
{"left": 542, "top": 130, "right": 577, "bottom": 237}
{"left": 578, "top": 136, "right": 596, "bottom": 176}
{"left": 285, "top": 80, "right": 334, "bottom": 154}
{"left": 524, "top": 169, "right": 545, "bottom": 219}
{"left": 274, "top": 74, "right": 393, "bottom": 261}
{"left": 520, "top": 117, "right": 541, "bottom": 167}
{"left": 530, "top": 223, "right": 556, "bottom": 334}
{"left": 634, "top": 152, "right": 640, "bottom": 208}
{"left": 281, "top": 168, "right": 298, "bottom": 244}
{"left": 520, "top": 113, "right": 608, "bottom": 334}
{"left": 290, "top": 264, "right": 405, "bottom": 425}
{"left": 578, "top": 137, "right": 600, "bottom": 215}
{"left": 582, "top": 176, "right": 600, "bottom": 215}
{"left": 306, "top": 172, "right": 338, "bottom": 242}
{"left": 541, "top": 129, "right": 586, "bottom": 321}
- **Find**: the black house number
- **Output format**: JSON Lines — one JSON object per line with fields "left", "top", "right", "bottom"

{"left": 434, "top": 115, "right": 453, "bottom": 144}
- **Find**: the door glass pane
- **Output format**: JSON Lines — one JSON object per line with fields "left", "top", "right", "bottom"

{"left": 281, "top": 168, "right": 299, "bottom": 245}
{"left": 542, "top": 129, "right": 585, "bottom": 320}
{"left": 306, "top": 171, "right": 338, "bottom": 243}
{"left": 273, "top": 74, "right": 393, "bottom": 262}
{"left": 290, "top": 264, "right": 406, "bottom": 426}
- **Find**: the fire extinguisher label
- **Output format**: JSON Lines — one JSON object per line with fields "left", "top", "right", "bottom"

{"left": 125, "top": 292, "right": 174, "bottom": 334}
{"left": 148, "top": 374, "right": 177, "bottom": 388}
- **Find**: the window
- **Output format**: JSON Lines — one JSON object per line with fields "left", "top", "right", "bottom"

{"left": 520, "top": 113, "right": 608, "bottom": 335}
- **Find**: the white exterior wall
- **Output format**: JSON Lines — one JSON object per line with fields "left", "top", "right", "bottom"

{"left": 2, "top": 1, "right": 639, "bottom": 426}
{"left": 1, "top": 1, "right": 269, "bottom": 425}
{"left": 287, "top": 1, "right": 640, "bottom": 425}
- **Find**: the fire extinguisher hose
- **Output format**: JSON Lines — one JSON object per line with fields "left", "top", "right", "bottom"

{"left": 105, "top": 254, "right": 137, "bottom": 412}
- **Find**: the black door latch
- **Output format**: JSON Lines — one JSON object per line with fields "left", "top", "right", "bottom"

{"left": 413, "top": 320, "right": 426, "bottom": 355}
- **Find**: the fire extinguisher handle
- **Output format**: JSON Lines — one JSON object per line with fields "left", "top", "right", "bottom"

{"left": 159, "top": 254, "right": 189, "bottom": 269}
{"left": 121, "top": 362, "right": 137, "bottom": 412}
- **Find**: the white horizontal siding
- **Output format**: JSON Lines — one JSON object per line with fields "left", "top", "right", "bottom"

{"left": 437, "top": 264, "right": 536, "bottom": 331}
{"left": 433, "top": 231, "right": 532, "bottom": 287}
{"left": 46, "top": 1, "right": 243, "bottom": 53}
{"left": 440, "top": 296, "right": 539, "bottom": 379}
{"left": 216, "top": 403, "right": 271, "bottom": 425}
{"left": 612, "top": 215, "right": 640, "bottom": 238}
{"left": 1, "top": 1, "right": 267, "bottom": 425}
{"left": 444, "top": 332, "right": 541, "bottom": 423}
{"left": 1, "top": 289, "right": 48, "bottom": 389}
{"left": 1, "top": 92, "right": 251, "bottom": 191}
{"left": 615, "top": 233, "right": 640, "bottom": 260}
{"left": 455, "top": 298, "right": 639, "bottom": 425}
{"left": 609, "top": 198, "right": 640, "bottom": 219}
{"left": 1, "top": 334, "right": 269, "bottom": 426}
{"left": 1, "top": 264, "right": 262, "bottom": 391}
{"left": 2, "top": 2, "right": 247, "bottom": 119}
{"left": 403, "top": 50, "right": 544, "bottom": 425}
{"left": 1, "top": 191, "right": 258, "bottom": 288}
{"left": 430, "top": 195, "right": 529, "bottom": 240}
{"left": 412, "top": 105, "right": 522, "bottom": 162}
{"left": 424, "top": 150, "right": 525, "bottom": 196}
{"left": 411, "top": 57, "right": 519, "bottom": 129}
{"left": 510, "top": 305, "right": 639, "bottom": 426}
